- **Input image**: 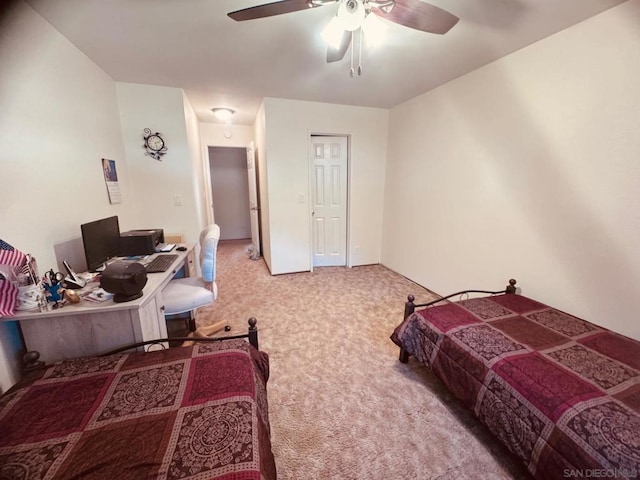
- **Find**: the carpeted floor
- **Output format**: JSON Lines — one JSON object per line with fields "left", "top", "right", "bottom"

{"left": 192, "top": 239, "right": 533, "bottom": 480}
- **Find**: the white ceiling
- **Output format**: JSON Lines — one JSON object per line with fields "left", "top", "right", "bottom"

{"left": 25, "top": 0, "right": 626, "bottom": 125}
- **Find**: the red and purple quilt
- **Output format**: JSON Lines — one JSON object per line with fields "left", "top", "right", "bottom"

{"left": 392, "top": 294, "right": 640, "bottom": 479}
{"left": 0, "top": 339, "right": 276, "bottom": 480}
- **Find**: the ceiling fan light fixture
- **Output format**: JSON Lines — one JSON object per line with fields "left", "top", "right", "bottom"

{"left": 379, "top": 2, "right": 394, "bottom": 13}
{"left": 337, "top": 0, "right": 366, "bottom": 31}
{"left": 369, "top": 0, "right": 395, "bottom": 13}
{"left": 322, "top": 16, "right": 346, "bottom": 50}
{"left": 362, "top": 13, "right": 387, "bottom": 47}
{"left": 308, "top": 0, "right": 338, "bottom": 6}
{"left": 211, "top": 107, "right": 235, "bottom": 122}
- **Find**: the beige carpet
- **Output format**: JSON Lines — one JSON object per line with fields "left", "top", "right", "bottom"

{"left": 193, "top": 240, "right": 532, "bottom": 480}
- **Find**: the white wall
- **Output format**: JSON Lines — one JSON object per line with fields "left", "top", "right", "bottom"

{"left": 200, "top": 123, "right": 255, "bottom": 148}
{"left": 382, "top": 0, "right": 640, "bottom": 340}
{"left": 116, "top": 83, "right": 202, "bottom": 244}
{"left": 183, "top": 93, "right": 207, "bottom": 232}
{"left": 263, "top": 98, "right": 388, "bottom": 274}
{"left": 0, "top": 1, "right": 129, "bottom": 391}
{"left": 254, "top": 103, "right": 272, "bottom": 271}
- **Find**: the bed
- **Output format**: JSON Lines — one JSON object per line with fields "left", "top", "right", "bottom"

{"left": 0, "top": 318, "right": 276, "bottom": 480}
{"left": 391, "top": 280, "right": 640, "bottom": 480}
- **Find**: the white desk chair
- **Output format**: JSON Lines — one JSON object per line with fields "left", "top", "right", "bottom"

{"left": 162, "top": 224, "right": 220, "bottom": 331}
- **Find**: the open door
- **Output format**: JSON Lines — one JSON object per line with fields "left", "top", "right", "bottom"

{"left": 246, "top": 142, "right": 261, "bottom": 258}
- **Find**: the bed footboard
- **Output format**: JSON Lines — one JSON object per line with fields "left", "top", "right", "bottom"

{"left": 22, "top": 317, "right": 260, "bottom": 371}
{"left": 398, "top": 279, "right": 516, "bottom": 363}
{"left": 100, "top": 317, "right": 260, "bottom": 355}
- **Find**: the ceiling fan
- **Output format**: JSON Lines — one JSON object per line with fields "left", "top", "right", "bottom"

{"left": 228, "top": 0, "right": 459, "bottom": 76}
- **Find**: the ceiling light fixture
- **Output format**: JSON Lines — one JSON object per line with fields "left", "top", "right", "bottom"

{"left": 211, "top": 107, "right": 235, "bottom": 122}
{"left": 361, "top": 12, "right": 387, "bottom": 47}
{"left": 322, "top": 0, "right": 391, "bottom": 77}
{"left": 321, "top": 17, "right": 345, "bottom": 49}
{"left": 337, "top": 0, "right": 366, "bottom": 31}
{"left": 230, "top": 0, "right": 459, "bottom": 71}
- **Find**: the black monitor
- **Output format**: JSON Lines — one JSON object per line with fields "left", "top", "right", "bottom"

{"left": 81, "top": 216, "right": 121, "bottom": 271}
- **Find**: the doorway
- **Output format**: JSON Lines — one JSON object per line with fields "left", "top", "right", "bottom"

{"left": 208, "top": 146, "right": 250, "bottom": 240}
{"left": 310, "top": 135, "right": 348, "bottom": 267}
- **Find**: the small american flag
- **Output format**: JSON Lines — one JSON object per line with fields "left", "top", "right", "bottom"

{"left": 0, "top": 239, "right": 26, "bottom": 267}
{"left": 0, "top": 277, "right": 18, "bottom": 317}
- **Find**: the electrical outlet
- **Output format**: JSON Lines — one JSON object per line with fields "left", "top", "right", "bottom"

{"left": 354, "top": 246, "right": 361, "bottom": 254}
{"left": 174, "top": 194, "right": 183, "bottom": 206}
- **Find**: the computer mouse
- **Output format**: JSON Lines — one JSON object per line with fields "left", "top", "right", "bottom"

{"left": 176, "top": 246, "right": 187, "bottom": 251}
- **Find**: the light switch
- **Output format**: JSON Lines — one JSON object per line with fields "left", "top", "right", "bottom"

{"left": 298, "top": 194, "right": 305, "bottom": 203}
{"left": 174, "top": 194, "right": 183, "bottom": 206}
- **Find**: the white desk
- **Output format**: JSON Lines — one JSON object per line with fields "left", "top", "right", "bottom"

{"left": 4, "top": 245, "right": 196, "bottom": 363}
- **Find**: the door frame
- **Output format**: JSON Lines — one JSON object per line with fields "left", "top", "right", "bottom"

{"left": 246, "top": 141, "right": 261, "bottom": 257}
{"left": 204, "top": 144, "right": 257, "bottom": 243}
{"left": 308, "top": 133, "right": 352, "bottom": 272}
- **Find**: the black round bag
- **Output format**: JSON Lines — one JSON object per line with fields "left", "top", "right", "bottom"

{"left": 100, "top": 261, "right": 148, "bottom": 303}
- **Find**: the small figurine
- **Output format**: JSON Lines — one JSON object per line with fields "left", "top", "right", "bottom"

{"left": 63, "top": 289, "right": 80, "bottom": 304}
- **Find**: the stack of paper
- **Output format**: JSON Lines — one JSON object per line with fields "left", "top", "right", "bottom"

{"left": 84, "top": 288, "right": 113, "bottom": 303}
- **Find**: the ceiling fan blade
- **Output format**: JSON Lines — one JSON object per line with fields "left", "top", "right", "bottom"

{"left": 374, "top": 0, "right": 459, "bottom": 34}
{"left": 228, "top": 0, "right": 319, "bottom": 21}
{"left": 327, "top": 30, "right": 352, "bottom": 63}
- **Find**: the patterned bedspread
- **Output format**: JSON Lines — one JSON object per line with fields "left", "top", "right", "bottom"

{"left": 391, "top": 294, "right": 640, "bottom": 479}
{"left": 0, "top": 339, "right": 276, "bottom": 480}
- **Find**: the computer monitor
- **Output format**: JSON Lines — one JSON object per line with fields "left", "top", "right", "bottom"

{"left": 81, "top": 216, "right": 121, "bottom": 272}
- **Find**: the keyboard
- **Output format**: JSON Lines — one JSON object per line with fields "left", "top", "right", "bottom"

{"left": 144, "top": 254, "right": 178, "bottom": 273}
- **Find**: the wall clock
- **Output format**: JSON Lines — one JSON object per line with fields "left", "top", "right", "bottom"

{"left": 142, "top": 128, "right": 167, "bottom": 160}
